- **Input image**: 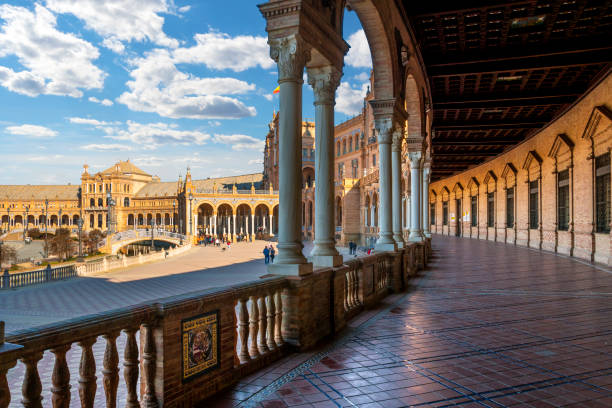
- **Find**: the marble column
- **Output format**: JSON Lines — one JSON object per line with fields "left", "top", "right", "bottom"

{"left": 250, "top": 214, "right": 254, "bottom": 241}
{"left": 408, "top": 152, "right": 424, "bottom": 242}
{"left": 422, "top": 161, "right": 431, "bottom": 238}
{"left": 307, "top": 65, "right": 343, "bottom": 267}
{"left": 374, "top": 119, "right": 397, "bottom": 252}
{"left": 232, "top": 214, "right": 236, "bottom": 242}
{"left": 213, "top": 214, "right": 216, "bottom": 236}
{"left": 268, "top": 35, "right": 312, "bottom": 275}
{"left": 391, "top": 130, "right": 405, "bottom": 248}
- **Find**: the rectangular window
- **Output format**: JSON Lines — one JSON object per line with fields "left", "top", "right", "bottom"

{"left": 595, "top": 153, "right": 611, "bottom": 233}
{"left": 529, "top": 180, "right": 539, "bottom": 229}
{"left": 557, "top": 170, "right": 570, "bottom": 231}
{"left": 442, "top": 201, "right": 448, "bottom": 225}
{"left": 506, "top": 187, "right": 514, "bottom": 228}
{"left": 430, "top": 203, "right": 436, "bottom": 225}
{"left": 487, "top": 192, "right": 494, "bottom": 227}
{"left": 372, "top": 154, "right": 376, "bottom": 167}
{"left": 471, "top": 195, "right": 478, "bottom": 226}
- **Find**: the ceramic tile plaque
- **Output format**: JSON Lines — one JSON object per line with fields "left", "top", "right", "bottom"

{"left": 181, "top": 310, "right": 219, "bottom": 382}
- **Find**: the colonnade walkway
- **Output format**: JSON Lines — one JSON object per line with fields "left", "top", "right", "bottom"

{"left": 208, "top": 235, "right": 612, "bottom": 407}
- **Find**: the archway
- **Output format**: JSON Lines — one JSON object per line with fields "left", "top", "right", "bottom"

{"left": 197, "top": 203, "right": 214, "bottom": 236}
{"left": 61, "top": 214, "right": 69, "bottom": 226}
{"left": 216, "top": 203, "right": 234, "bottom": 240}
{"left": 72, "top": 214, "right": 80, "bottom": 226}
{"left": 14, "top": 215, "right": 23, "bottom": 228}
{"left": 303, "top": 166, "right": 315, "bottom": 188}
{"left": 50, "top": 215, "right": 58, "bottom": 227}
{"left": 137, "top": 214, "right": 144, "bottom": 227}
{"left": 27, "top": 215, "right": 35, "bottom": 228}
{"left": 254, "top": 203, "right": 270, "bottom": 238}
{"left": 236, "top": 203, "right": 252, "bottom": 241}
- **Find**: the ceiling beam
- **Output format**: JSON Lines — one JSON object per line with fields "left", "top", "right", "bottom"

{"left": 434, "top": 121, "right": 546, "bottom": 131}
{"left": 433, "top": 138, "right": 523, "bottom": 146}
{"left": 434, "top": 151, "right": 501, "bottom": 157}
{"left": 433, "top": 93, "right": 579, "bottom": 110}
{"left": 427, "top": 48, "right": 610, "bottom": 77}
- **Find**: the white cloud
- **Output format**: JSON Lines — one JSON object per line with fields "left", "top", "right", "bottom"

{"left": 0, "top": 4, "right": 105, "bottom": 98}
{"left": 26, "top": 154, "right": 64, "bottom": 162}
{"left": 345, "top": 30, "right": 372, "bottom": 68}
{"left": 173, "top": 31, "right": 274, "bottom": 72}
{"left": 6, "top": 124, "right": 58, "bottom": 138}
{"left": 88, "top": 96, "right": 113, "bottom": 106}
{"left": 117, "top": 49, "right": 257, "bottom": 119}
{"left": 45, "top": 0, "right": 179, "bottom": 52}
{"left": 248, "top": 158, "right": 263, "bottom": 165}
{"left": 208, "top": 121, "right": 221, "bottom": 127}
{"left": 81, "top": 143, "right": 131, "bottom": 151}
{"left": 263, "top": 93, "right": 273, "bottom": 101}
{"left": 69, "top": 117, "right": 111, "bottom": 126}
{"left": 336, "top": 82, "right": 369, "bottom": 116}
{"left": 178, "top": 5, "right": 191, "bottom": 13}
{"left": 213, "top": 134, "right": 264, "bottom": 151}
{"left": 109, "top": 120, "right": 211, "bottom": 147}
{"left": 353, "top": 72, "right": 369, "bottom": 81}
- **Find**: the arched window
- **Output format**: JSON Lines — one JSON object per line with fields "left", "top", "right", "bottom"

{"left": 90, "top": 198, "right": 95, "bottom": 207}
{"left": 354, "top": 134, "right": 359, "bottom": 150}
{"left": 336, "top": 141, "right": 340, "bottom": 157}
{"left": 98, "top": 198, "right": 103, "bottom": 207}
{"left": 342, "top": 140, "right": 346, "bottom": 154}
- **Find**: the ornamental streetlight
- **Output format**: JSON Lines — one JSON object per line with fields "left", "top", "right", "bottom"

{"left": 6, "top": 207, "right": 10, "bottom": 233}
{"left": 106, "top": 192, "right": 115, "bottom": 234}
{"left": 58, "top": 208, "right": 62, "bottom": 228}
{"left": 44, "top": 199, "right": 49, "bottom": 258}
{"left": 150, "top": 219, "right": 155, "bottom": 251}
{"left": 188, "top": 193, "right": 194, "bottom": 236}
{"left": 77, "top": 218, "right": 84, "bottom": 260}
{"left": 23, "top": 205, "right": 30, "bottom": 242}
{"left": 172, "top": 201, "right": 176, "bottom": 233}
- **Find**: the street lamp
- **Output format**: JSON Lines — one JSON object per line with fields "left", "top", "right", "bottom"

{"left": 188, "top": 193, "right": 194, "bottom": 236}
{"left": 23, "top": 205, "right": 30, "bottom": 241}
{"left": 77, "top": 218, "right": 84, "bottom": 260}
{"left": 44, "top": 199, "right": 49, "bottom": 258}
{"left": 150, "top": 219, "right": 155, "bottom": 251}
{"left": 6, "top": 207, "right": 10, "bottom": 233}
{"left": 58, "top": 208, "right": 62, "bottom": 228}
{"left": 172, "top": 201, "right": 176, "bottom": 233}
{"left": 106, "top": 192, "right": 115, "bottom": 234}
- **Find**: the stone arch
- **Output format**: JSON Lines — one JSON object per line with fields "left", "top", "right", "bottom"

{"left": 235, "top": 203, "right": 252, "bottom": 238}
{"left": 215, "top": 202, "right": 235, "bottom": 214}
{"left": 61, "top": 214, "right": 70, "bottom": 226}
{"left": 127, "top": 214, "right": 134, "bottom": 227}
{"left": 303, "top": 166, "right": 315, "bottom": 188}
{"left": 343, "top": 1, "right": 396, "bottom": 100}
{"left": 405, "top": 74, "right": 423, "bottom": 137}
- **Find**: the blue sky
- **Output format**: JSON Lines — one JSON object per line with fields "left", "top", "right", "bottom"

{"left": 0, "top": 1, "right": 372, "bottom": 185}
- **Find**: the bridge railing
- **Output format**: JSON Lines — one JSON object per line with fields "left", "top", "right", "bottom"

{"left": 2, "top": 243, "right": 429, "bottom": 407}
{"left": 109, "top": 229, "right": 187, "bottom": 243}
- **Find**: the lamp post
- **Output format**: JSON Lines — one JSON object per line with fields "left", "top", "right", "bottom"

{"left": 106, "top": 192, "right": 115, "bottom": 234}
{"left": 58, "top": 208, "right": 62, "bottom": 228}
{"left": 172, "top": 201, "right": 176, "bottom": 233}
{"left": 23, "top": 205, "right": 30, "bottom": 241}
{"left": 150, "top": 219, "right": 155, "bottom": 251}
{"left": 44, "top": 199, "right": 48, "bottom": 258}
{"left": 77, "top": 218, "right": 83, "bottom": 260}
{"left": 7, "top": 207, "right": 10, "bottom": 233}
{"left": 188, "top": 193, "right": 194, "bottom": 236}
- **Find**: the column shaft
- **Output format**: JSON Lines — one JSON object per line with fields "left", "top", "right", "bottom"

{"left": 391, "top": 133, "right": 405, "bottom": 248}
{"left": 408, "top": 151, "right": 423, "bottom": 242}
{"left": 422, "top": 163, "right": 431, "bottom": 238}
{"left": 375, "top": 120, "right": 397, "bottom": 251}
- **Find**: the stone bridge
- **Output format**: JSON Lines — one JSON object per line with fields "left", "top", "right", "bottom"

{"left": 102, "top": 229, "right": 188, "bottom": 254}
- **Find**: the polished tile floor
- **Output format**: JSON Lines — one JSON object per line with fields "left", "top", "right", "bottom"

{"left": 209, "top": 236, "right": 612, "bottom": 407}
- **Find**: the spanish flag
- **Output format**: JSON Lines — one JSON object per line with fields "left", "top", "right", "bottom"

{"left": 273, "top": 85, "right": 280, "bottom": 94}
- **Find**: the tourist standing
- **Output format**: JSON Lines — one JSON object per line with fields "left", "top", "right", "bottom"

{"left": 263, "top": 246, "right": 270, "bottom": 264}
{"left": 269, "top": 245, "right": 275, "bottom": 264}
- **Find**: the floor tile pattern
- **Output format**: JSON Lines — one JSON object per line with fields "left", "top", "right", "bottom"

{"left": 209, "top": 236, "right": 612, "bottom": 407}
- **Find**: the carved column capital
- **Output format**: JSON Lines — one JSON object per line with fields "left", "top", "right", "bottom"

{"left": 269, "top": 34, "right": 311, "bottom": 82}
{"left": 307, "top": 66, "right": 342, "bottom": 105}
{"left": 391, "top": 129, "right": 404, "bottom": 152}
{"left": 408, "top": 151, "right": 422, "bottom": 169}
{"left": 374, "top": 118, "right": 394, "bottom": 144}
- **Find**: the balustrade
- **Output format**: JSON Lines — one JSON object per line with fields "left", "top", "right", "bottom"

{"left": 0, "top": 246, "right": 425, "bottom": 407}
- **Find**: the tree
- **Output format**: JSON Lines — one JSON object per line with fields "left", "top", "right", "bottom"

{"left": 0, "top": 242, "right": 17, "bottom": 267}
{"left": 27, "top": 228, "right": 42, "bottom": 239}
{"left": 84, "top": 229, "right": 105, "bottom": 254}
{"left": 49, "top": 228, "right": 75, "bottom": 261}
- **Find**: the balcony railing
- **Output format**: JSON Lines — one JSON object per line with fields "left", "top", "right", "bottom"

{"left": 2, "top": 243, "right": 429, "bottom": 407}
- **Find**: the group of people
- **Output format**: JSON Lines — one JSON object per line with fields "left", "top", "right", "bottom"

{"left": 348, "top": 240, "right": 358, "bottom": 255}
{"left": 262, "top": 245, "right": 276, "bottom": 264}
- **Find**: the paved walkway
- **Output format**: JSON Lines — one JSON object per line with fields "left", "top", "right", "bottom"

{"left": 1, "top": 242, "right": 276, "bottom": 334}
{"left": 207, "top": 235, "right": 612, "bottom": 407}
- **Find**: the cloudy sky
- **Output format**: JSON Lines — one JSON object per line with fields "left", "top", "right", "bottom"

{"left": 0, "top": 1, "right": 372, "bottom": 185}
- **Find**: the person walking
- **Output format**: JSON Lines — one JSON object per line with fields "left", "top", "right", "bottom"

{"left": 269, "top": 245, "right": 275, "bottom": 264}
{"left": 263, "top": 246, "right": 270, "bottom": 264}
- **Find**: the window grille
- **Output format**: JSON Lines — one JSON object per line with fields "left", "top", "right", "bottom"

{"left": 557, "top": 170, "right": 570, "bottom": 231}
{"left": 471, "top": 195, "right": 478, "bottom": 226}
{"left": 595, "top": 153, "right": 610, "bottom": 233}
{"left": 442, "top": 201, "right": 448, "bottom": 225}
{"left": 529, "top": 180, "right": 539, "bottom": 229}
{"left": 487, "top": 192, "right": 494, "bottom": 227}
{"left": 506, "top": 187, "right": 514, "bottom": 228}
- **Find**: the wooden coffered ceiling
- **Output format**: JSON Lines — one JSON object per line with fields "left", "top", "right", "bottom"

{"left": 402, "top": 0, "right": 612, "bottom": 181}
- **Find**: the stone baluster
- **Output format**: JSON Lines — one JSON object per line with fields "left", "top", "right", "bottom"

{"left": 274, "top": 291, "right": 283, "bottom": 346}
{"left": 123, "top": 329, "right": 140, "bottom": 408}
{"left": 343, "top": 272, "right": 350, "bottom": 311}
{"left": 78, "top": 338, "right": 97, "bottom": 408}
{"left": 50, "top": 345, "right": 71, "bottom": 408}
{"left": 142, "top": 324, "right": 158, "bottom": 408}
{"left": 238, "top": 298, "right": 250, "bottom": 363}
{"left": 102, "top": 332, "right": 119, "bottom": 408}
{"left": 248, "top": 297, "right": 259, "bottom": 359}
{"left": 353, "top": 269, "right": 360, "bottom": 305}
{"left": 345, "top": 272, "right": 353, "bottom": 309}
{"left": 1, "top": 358, "right": 17, "bottom": 408}
{"left": 21, "top": 352, "right": 43, "bottom": 408}
{"left": 266, "top": 294, "right": 276, "bottom": 350}
{"left": 258, "top": 297, "right": 269, "bottom": 354}
{"left": 348, "top": 270, "right": 355, "bottom": 308}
